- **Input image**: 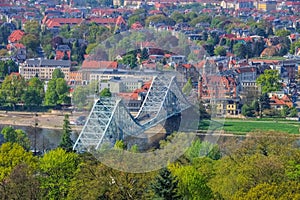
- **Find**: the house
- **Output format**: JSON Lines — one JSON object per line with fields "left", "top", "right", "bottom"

{"left": 131, "top": 22, "right": 143, "bottom": 30}
{"left": 220, "top": 0, "right": 235, "bottom": 9}
{"left": 19, "top": 58, "right": 71, "bottom": 81}
{"left": 258, "top": 1, "right": 277, "bottom": 11}
{"left": 43, "top": 16, "right": 126, "bottom": 29}
{"left": 235, "top": 0, "right": 254, "bottom": 10}
{"left": 269, "top": 94, "right": 293, "bottom": 109}
{"left": 168, "top": 55, "right": 186, "bottom": 64}
{"left": 175, "top": 63, "right": 199, "bottom": 87}
{"left": 6, "top": 43, "right": 26, "bottom": 62}
{"left": 69, "top": 71, "right": 82, "bottom": 85}
{"left": 8, "top": 30, "right": 24, "bottom": 43}
{"left": 140, "top": 60, "right": 156, "bottom": 70}
{"left": 55, "top": 45, "right": 71, "bottom": 60}
{"left": 199, "top": 72, "right": 240, "bottom": 115}
{"left": 109, "top": 77, "right": 144, "bottom": 93}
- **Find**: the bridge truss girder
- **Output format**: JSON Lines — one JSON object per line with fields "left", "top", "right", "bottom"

{"left": 73, "top": 74, "right": 191, "bottom": 152}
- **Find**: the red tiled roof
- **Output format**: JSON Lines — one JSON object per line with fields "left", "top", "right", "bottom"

{"left": 116, "top": 16, "right": 126, "bottom": 26}
{"left": 195, "top": 60, "right": 206, "bottom": 69}
{"left": 44, "top": 17, "right": 126, "bottom": 28}
{"left": 149, "top": 10, "right": 164, "bottom": 15}
{"left": 270, "top": 94, "right": 293, "bottom": 107}
{"left": 142, "top": 62, "right": 156, "bottom": 69}
{"left": 221, "top": 34, "right": 236, "bottom": 40}
{"left": 7, "top": 43, "right": 25, "bottom": 50}
{"left": 8, "top": 30, "right": 25, "bottom": 43}
{"left": 290, "top": 34, "right": 296, "bottom": 40}
{"left": 164, "top": 53, "right": 172, "bottom": 58}
{"left": 120, "top": 80, "right": 152, "bottom": 100}
{"left": 142, "top": 81, "right": 151, "bottom": 90}
{"left": 131, "top": 22, "right": 143, "bottom": 30}
{"left": 235, "top": 66, "right": 256, "bottom": 73}
{"left": 182, "top": 64, "right": 192, "bottom": 69}
{"left": 118, "top": 92, "right": 139, "bottom": 100}
{"left": 81, "top": 60, "right": 118, "bottom": 69}
{"left": 233, "top": 37, "right": 253, "bottom": 42}
{"left": 250, "top": 59, "right": 280, "bottom": 64}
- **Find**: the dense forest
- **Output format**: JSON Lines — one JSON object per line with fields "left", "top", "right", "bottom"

{"left": 0, "top": 126, "right": 299, "bottom": 199}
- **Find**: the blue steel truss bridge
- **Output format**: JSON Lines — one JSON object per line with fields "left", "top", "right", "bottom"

{"left": 73, "top": 73, "right": 192, "bottom": 152}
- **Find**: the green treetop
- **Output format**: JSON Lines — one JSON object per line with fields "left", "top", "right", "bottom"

{"left": 256, "top": 69, "right": 281, "bottom": 94}
{"left": 150, "top": 167, "right": 181, "bottom": 200}
{"left": 59, "top": 115, "right": 73, "bottom": 152}
{"left": 52, "top": 68, "right": 65, "bottom": 79}
{"left": 100, "top": 88, "right": 112, "bottom": 97}
{"left": 0, "top": 126, "right": 31, "bottom": 151}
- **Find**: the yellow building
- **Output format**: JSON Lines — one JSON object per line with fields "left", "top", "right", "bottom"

{"left": 258, "top": 1, "right": 277, "bottom": 11}
{"left": 226, "top": 101, "right": 239, "bottom": 115}
{"left": 19, "top": 59, "right": 71, "bottom": 81}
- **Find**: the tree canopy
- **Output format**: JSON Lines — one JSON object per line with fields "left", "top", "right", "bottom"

{"left": 39, "top": 148, "right": 79, "bottom": 199}
{"left": 52, "top": 68, "right": 65, "bottom": 79}
{"left": 100, "top": 88, "right": 112, "bottom": 97}
{"left": 1, "top": 126, "right": 31, "bottom": 151}
{"left": 44, "top": 78, "right": 70, "bottom": 106}
{"left": 0, "top": 74, "right": 26, "bottom": 109}
{"left": 256, "top": 69, "right": 281, "bottom": 94}
{"left": 58, "top": 115, "right": 73, "bottom": 152}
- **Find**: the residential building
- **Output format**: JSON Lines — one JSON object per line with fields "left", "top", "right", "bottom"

{"left": 198, "top": 73, "right": 240, "bottom": 115}
{"left": 69, "top": 71, "right": 83, "bottom": 85}
{"left": 269, "top": 93, "right": 293, "bottom": 109}
{"left": 8, "top": 30, "right": 24, "bottom": 43}
{"left": 55, "top": 45, "right": 71, "bottom": 60}
{"left": 19, "top": 58, "right": 71, "bottom": 81}
{"left": 258, "top": 1, "right": 277, "bottom": 11}
{"left": 81, "top": 60, "right": 118, "bottom": 84}
{"left": 109, "top": 77, "right": 144, "bottom": 93}
{"left": 175, "top": 63, "right": 199, "bottom": 87}
{"left": 235, "top": 0, "right": 254, "bottom": 10}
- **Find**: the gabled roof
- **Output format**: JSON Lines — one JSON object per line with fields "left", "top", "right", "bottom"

{"left": 44, "top": 17, "right": 126, "bottom": 28}
{"left": 116, "top": 16, "right": 126, "bottom": 26}
{"left": 131, "top": 22, "right": 143, "bottom": 30}
{"left": 7, "top": 43, "right": 25, "bottom": 50}
{"left": 81, "top": 60, "right": 118, "bottom": 69}
{"left": 269, "top": 94, "right": 292, "bottom": 107}
{"left": 24, "top": 59, "right": 71, "bottom": 67}
{"left": 8, "top": 30, "right": 25, "bottom": 43}
{"left": 118, "top": 92, "right": 139, "bottom": 100}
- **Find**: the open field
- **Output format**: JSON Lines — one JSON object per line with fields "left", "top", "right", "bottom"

{"left": 199, "top": 119, "right": 300, "bottom": 135}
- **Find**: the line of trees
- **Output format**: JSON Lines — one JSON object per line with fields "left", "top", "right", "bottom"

{"left": 0, "top": 69, "right": 70, "bottom": 110}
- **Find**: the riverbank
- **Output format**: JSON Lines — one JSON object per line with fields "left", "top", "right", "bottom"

{"left": 0, "top": 111, "right": 86, "bottom": 130}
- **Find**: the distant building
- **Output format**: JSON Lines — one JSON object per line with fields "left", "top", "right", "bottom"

{"left": 109, "top": 77, "right": 144, "bottom": 93}
{"left": 8, "top": 30, "right": 24, "bottom": 44}
{"left": 258, "top": 1, "right": 277, "bottom": 11}
{"left": 235, "top": 0, "right": 254, "bottom": 9}
{"left": 268, "top": 93, "right": 293, "bottom": 110}
{"left": 221, "top": 0, "right": 254, "bottom": 10}
{"left": 199, "top": 73, "right": 240, "bottom": 116}
{"left": 19, "top": 59, "right": 71, "bottom": 81}
{"left": 81, "top": 60, "right": 118, "bottom": 84}
{"left": 69, "top": 71, "right": 83, "bottom": 85}
{"left": 55, "top": 45, "right": 71, "bottom": 60}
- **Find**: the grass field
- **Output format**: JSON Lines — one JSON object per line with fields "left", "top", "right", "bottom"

{"left": 199, "top": 119, "right": 300, "bottom": 135}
